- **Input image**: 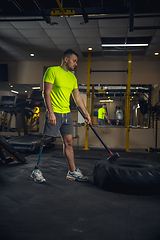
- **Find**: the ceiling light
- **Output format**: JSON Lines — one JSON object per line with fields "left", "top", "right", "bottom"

{"left": 154, "top": 52, "right": 159, "bottom": 56}
{"left": 11, "top": 90, "right": 18, "bottom": 94}
{"left": 32, "top": 86, "right": 40, "bottom": 90}
{"left": 102, "top": 44, "right": 148, "bottom": 47}
{"left": 30, "top": 53, "right": 35, "bottom": 57}
{"left": 100, "top": 99, "right": 113, "bottom": 103}
{"left": 25, "top": 91, "right": 27, "bottom": 93}
{"left": 88, "top": 47, "right": 93, "bottom": 51}
{"left": 10, "top": 85, "right": 13, "bottom": 88}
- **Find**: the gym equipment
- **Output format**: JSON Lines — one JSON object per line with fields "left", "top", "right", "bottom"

{"left": 6, "top": 90, "right": 53, "bottom": 153}
{"left": 7, "top": 133, "right": 52, "bottom": 153}
{"left": 115, "top": 106, "right": 123, "bottom": 120}
{"left": 0, "top": 135, "right": 26, "bottom": 164}
{"left": 0, "top": 95, "right": 20, "bottom": 135}
{"left": 77, "top": 106, "right": 120, "bottom": 162}
{"left": 93, "top": 158, "right": 160, "bottom": 195}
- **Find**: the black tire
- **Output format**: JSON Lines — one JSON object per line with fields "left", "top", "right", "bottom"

{"left": 93, "top": 158, "right": 160, "bottom": 195}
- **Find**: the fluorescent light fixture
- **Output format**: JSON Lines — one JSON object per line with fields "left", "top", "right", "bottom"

{"left": 100, "top": 99, "right": 113, "bottom": 103}
{"left": 102, "top": 43, "right": 148, "bottom": 47}
{"left": 32, "top": 86, "right": 40, "bottom": 90}
{"left": 11, "top": 90, "right": 18, "bottom": 94}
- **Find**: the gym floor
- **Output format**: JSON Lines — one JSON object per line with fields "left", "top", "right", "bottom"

{"left": 0, "top": 146, "right": 160, "bottom": 240}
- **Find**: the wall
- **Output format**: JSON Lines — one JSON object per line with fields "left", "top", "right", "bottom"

{"left": 1, "top": 59, "right": 160, "bottom": 149}
{"left": 76, "top": 126, "right": 160, "bottom": 149}
{"left": 77, "top": 61, "right": 160, "bottom": 85}
{"left": 3, "top": 61, "right": 59, "bottom": 88}
{"left": 1, "top": 60, "right": 160, "bottom": 86}
{"left": 54, "top": 125, "right": 160, "bottom": 149}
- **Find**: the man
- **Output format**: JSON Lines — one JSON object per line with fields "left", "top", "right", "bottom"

{"left": 43, "top": 49, "right": 91, "bottom": 181}
{"left": 98, "top": 104, "right": 111, "bottom": 125}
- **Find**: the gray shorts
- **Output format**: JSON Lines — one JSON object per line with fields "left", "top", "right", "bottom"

{"left": 98, "top": 119, "right": 105, "bottom": 125}
{"left": 43, "top": 111, "right": 73, "bottom": 137}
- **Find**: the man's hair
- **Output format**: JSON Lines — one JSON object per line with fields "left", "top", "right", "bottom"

{"left": 63, "top": 49, "right": 78, "bottom": 59}
{"left": 103, "top": 104, "right": 106, "bottom": 106}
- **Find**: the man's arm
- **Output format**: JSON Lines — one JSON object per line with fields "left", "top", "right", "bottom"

{"left": 43, "top": 82, "right": 56, "bottom": 125}
{"left": 104, "top": 112, "right": 111, "bottom": 124}
{"left": 72, "top": 88, "right": 91, "bottom": 124}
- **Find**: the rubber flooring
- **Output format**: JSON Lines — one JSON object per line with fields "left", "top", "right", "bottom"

{"left": 0, "top": 146, "right": 160, "bottom": 240}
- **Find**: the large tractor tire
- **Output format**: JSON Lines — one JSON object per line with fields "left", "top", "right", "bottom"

{"left": 93, "top": 158, "right": 160, "bottom": 195}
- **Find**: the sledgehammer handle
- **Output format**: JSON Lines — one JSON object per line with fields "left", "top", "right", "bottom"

{"left": 77, "top": 106, "right": 114, "bottom": 156}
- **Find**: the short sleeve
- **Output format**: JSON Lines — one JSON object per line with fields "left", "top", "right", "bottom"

{"left": 43, "top": 67, "right": 55, "bottom": 84}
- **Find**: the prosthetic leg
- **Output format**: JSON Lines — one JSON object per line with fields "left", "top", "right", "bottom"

{"left": 30, "top": 135, "right": 47, "bottom": 183}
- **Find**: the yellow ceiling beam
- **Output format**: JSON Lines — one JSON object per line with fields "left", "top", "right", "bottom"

{"left": 51, "top": 0, "right": 75, "bottom": 16}
{"left": 51, "top": 9, "right": 75, "bottom": 16}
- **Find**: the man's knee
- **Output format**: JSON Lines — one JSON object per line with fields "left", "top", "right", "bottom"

{"left": 62, "top": 135, "right": 73, "bottom": 147}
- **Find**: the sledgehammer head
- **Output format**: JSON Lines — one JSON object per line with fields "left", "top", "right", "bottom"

{"left": 107, "top": 152, "right": 120, "bottom": 163}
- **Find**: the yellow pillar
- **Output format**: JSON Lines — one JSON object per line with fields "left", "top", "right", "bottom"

{"left": 125, "top": 85, "right": 128, "bottom": 127}
{"left": 126, "top": 52, "right": 132, "bottom": 152}
{"left": 84, "top": 51, "right": 91, "bottom": 150}
{"left": 91, "top": 84, "right": 95, "bottom": 123}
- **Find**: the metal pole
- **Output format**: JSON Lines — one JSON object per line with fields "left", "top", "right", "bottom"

{"left": 125, "top": 84, "right": 127, "bottom": 127}
{"left": 91, "top": 84, "right": 95, "bottom": 124}
{"left": 155, "top": 111, "right": 158, "bottom": 148}
{"left": 126, "top": 51, "right": 132, "bottom": 152}
{"left": 84, "top": 51, "right": 91, "bottom": 150}
{"left": 56, "top": 0, "right": 66, "bottom": 15}
{"left": 90, "top": 70, "right": 128, "bottom": 73}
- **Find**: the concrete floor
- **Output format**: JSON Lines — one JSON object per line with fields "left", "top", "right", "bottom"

{"left": 0, "top": 146, "right": 160, "bottom": 240}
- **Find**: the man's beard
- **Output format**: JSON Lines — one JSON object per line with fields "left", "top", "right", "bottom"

{"left": 66, "top": 63, "right": 76, "bottom": 71}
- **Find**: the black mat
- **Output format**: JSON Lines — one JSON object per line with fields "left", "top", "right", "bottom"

{"left": 0, "top": 146, "right": 160, "bottom": 240}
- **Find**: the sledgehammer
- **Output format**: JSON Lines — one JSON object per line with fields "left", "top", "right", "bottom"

{"left": 77, "top": 106, "right": 120, "bottom": 162}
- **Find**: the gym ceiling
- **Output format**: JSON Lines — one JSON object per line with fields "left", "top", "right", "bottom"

{"left": 0, "top": 0, "right": 160, "bottom": 62}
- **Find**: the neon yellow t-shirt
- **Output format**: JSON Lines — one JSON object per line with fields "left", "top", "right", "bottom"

{"left": 98, "top": 108, "right": 106, "bottom": 119}
{"left": 43, "top": 66, "right": 78, "bottom": 113}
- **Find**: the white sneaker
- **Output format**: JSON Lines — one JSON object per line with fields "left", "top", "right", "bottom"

{"left": 66, "top": 168, "right": 88, "bottom": 181}
{"left": 31, "top": 169, "right": 46, "bottom": 183}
